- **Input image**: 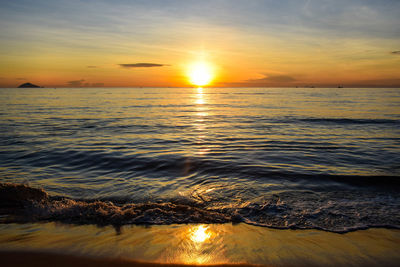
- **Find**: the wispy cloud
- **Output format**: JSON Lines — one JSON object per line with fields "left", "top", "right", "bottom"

{"left": 87, "top": 65, "right": 97, "bottom": 68}
{"left": 391, "top": 51, "right": 400, "bottom": 55}
{"left": 220, "top": 74, "right": 298, "bottom": 87}
{"left": 247, "top": 74, "right": 297, "bottom": 83}
{"left": 16, "top": 77, "right": 27, "bottom": 80}
{"left": 67, "top": 79, "right": 85, "bottom": 87}
{"left": 89, "top": 82, "right": 104, "bottom": 87}
{"left": 119, "top": 63, "right": 168, "bottom": 68}
{"left": 66, "top": 79, "right": 104, "bottom": 87}
{"left": 351, "top": 78, "right": 400, "bottom": 87}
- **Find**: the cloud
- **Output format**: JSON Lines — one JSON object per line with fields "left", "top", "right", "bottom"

{"left": 219, "top": 74, "right": 298, "bottom": 87}
{"left": 16, "top": 78, "right": 27, "bottom": 80}
{"left": 84, "top": 82, "right": 104, "bottom": 87}
{"left": 67, "top": 79, "right": 85, "bottom": 87}
{"left": 91, "top": 83, "right": 104, "bottom": 87}
{"left": 119, "top": 63, "right": 168, "bottom": 68}
{"left": 350, "top": 78, "right": 400, "bottom": 87}
{"left": 247, "top": 74, "right": 297, "bottom": 83}
{"left": 87, "top": 66, "right": 97, "bottom": 68}
{"left": 391, "top": 51, "right": 400, "bottom": 55}
{"left": 66, "top": 79, "right": 105, "bottom": 87}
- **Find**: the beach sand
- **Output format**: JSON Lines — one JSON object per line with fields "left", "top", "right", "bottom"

{"left": 0, "top": 222, "right": 399, "bottom": 266}
{"left": 0, "top": 251, "right": 259, "bottom": 267}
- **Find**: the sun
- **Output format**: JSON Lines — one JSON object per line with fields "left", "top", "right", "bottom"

{"left": 187, "top": 62, "right": 213, "bottom": 87}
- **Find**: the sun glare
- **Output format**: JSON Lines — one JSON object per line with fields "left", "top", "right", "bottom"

{"left": 188, "top": 62, "right": 213, "bottom": 86}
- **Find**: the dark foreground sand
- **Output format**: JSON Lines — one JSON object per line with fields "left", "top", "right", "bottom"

{"left": 0, "top": 251, "right": 259, "bottom": 267}
{"left": 2, "top": 249, "right": 400, "bottom": 267}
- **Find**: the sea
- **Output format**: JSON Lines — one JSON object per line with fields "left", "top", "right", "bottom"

{"left": 0, "top": 87, "right": 399, "bottom": 233}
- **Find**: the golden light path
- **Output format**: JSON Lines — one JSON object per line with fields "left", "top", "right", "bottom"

{"left": 187, "top": 61, "right": 214, "bottom": 86}
{"left": 193, "top": 87, "right": 210, "bottom": 156}
{"left": 195, "top": 87, "right": 205, "bottom": 105}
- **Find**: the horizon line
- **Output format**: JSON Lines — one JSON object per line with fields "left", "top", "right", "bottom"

{"left": 1, "top": 86, "right": 400, "bottom": 89}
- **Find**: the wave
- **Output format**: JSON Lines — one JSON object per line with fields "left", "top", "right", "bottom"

{"left": 231, "top": 116, "right": 400, "bottom": 125}
{"left": 297, "top": 118, "right": 400, "bottom": 125}
{"left": 268, "top": 117, "right": 400, "bottom": 125}
{"left": 2, "top": 147, "right": 399, "bottom": 188}
{"left": 1, "top": 182, "right": 399, "bottom": 233}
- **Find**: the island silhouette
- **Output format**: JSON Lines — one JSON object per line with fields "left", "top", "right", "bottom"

{"left": 18, "top": 82, "right": 41, "bottom": 88}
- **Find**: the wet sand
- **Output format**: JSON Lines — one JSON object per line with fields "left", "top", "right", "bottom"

{"left": 0, "top": 222, "right": 399, "bottom": 266}
{"left": 0, "top": 251, "right": 258, "bottom": 267}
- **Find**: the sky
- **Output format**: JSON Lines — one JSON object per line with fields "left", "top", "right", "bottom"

{"left": 0, "top": 0, "right": 399, "bottom": 87}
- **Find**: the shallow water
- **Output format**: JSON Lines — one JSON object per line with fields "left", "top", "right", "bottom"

{"left": 0, "top": 87, "right": 399, "bottom": 231}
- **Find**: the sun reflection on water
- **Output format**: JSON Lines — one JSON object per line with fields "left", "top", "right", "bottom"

{"left": 192, "top": 87, "right": 210, "bottom": 157}
{"left": 195, "top": 87, "right": 205, "bottom": 105}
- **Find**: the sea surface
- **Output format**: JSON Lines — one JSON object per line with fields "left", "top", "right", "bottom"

{"left": 0, "top": 87, "right": 399, "bottom": 232}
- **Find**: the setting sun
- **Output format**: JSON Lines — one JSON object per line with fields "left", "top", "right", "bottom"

{"left": 187, "top": 62, "right": 213, "bottom": 87}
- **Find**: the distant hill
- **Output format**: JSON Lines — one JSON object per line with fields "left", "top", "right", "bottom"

{"left": 18, "top": 82, "right": 41, "bottom": 88}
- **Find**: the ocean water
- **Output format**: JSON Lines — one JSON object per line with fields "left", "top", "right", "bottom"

{"left": 0, "top": 87, "right": 399, "bottom": 232}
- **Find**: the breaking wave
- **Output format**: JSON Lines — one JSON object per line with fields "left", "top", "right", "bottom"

{"left": 1, "top": 182, "right": 399, "bottom": 233}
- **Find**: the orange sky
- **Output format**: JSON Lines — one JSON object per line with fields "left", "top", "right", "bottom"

{"left": 0, "top": 0, "right": 399, "bottom": 88}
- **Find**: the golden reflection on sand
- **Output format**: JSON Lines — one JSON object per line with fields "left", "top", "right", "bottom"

{"left": 177, "top": 224, "right": 220, "bottom": 264}
{"left": 1, "top": 223, "right": 400, "bottom": 266}
{"left": 189, "top": 225, "right": 212, "bottom": 243}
